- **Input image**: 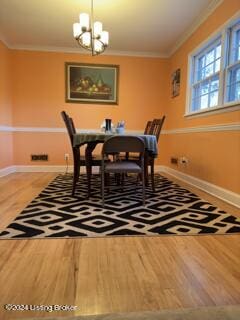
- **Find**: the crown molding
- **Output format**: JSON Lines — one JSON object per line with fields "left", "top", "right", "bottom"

{"left": 168, "top": 0, "right": 224, "bottom": 56}
{"left": 104, "top": 50, "right": 168, "bottom": 58}
{"left": 0, "top": 32, "right": 10, "bottom": 48}
{"left": 8, "top": 44, "right": 168, "bottom": 58}
{"left": 8, "top": 44, "right": 100, "bottom": 54}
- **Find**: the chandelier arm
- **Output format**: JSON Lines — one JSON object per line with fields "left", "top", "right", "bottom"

{"left": 96, "top": 38, "right": 107, "bottom": 53}
{"left": 77, "top": 39, "right": 92, "bottom": 52}
{"left": 91, "top": 37, "right": 106, "bottom": 55}
{"left": 76, "top": 32, "right": 106, "bottom": 55}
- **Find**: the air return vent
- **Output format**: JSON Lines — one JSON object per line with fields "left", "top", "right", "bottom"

{"left": 31, "top": 154, "right": 48, "bottom": 161}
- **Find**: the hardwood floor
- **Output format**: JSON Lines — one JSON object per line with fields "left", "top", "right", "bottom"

{"left": 0, "top": 172, "right": 239, "bottom": 320}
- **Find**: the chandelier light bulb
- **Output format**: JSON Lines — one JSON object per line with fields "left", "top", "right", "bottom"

{"left": 94, "top": 39, "right": 103, "bottom": 52}
{"left": 79, "top": 13, "right": 90, "bottom": 30}
{"left": 101, "top": 31, "right": 109, "bottom": 45}
{"left": 73, "top": 23, "right": 81, "bottom": 38}
{"left": 93, "top": 21, "right": 103, "bottom": 38}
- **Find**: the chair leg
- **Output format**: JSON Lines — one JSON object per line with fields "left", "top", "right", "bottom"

{"left": 144, "top": 153, "right": 149, "bottom": 187}
{"left": 72, "top": 150, "right": 79, "bottom": 196}
{"left": 151, "top": 160, "right": 155, "bottom": 193}
{"left": 116, "top": 173, "right": 121, "bottom": 185}
{"left": 101, "top": 167, "right": 105, "bottom": 207}
{"left": 105, "top": 173, "right": 110, "bottom": 194}
{"left": 135, "top": 174, "right": 139, "bottom": 191}
{"left": 121, "top": 173, "right": 125, "bottom": 191}
{"left": 86, "top": 161, "right": 92, "bottom": 199}
{"left": 72, "top": 176, "right": 77, "bottom": 196}
{"left": 85, "top": 142, "right": 97, "bottom": 198}
{"left": 142, "top": 170, "right": 145, "bottom": 206}
{"left": 76, "top": 160, "right": 80, "bottom": 181}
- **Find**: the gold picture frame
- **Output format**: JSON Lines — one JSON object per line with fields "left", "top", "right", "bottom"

{"left": 65, "top": 62, "right": 119, "bottom": 104}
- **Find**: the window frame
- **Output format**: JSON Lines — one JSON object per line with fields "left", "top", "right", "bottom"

{"left": 224, "top": 23, "right": 240, "bottom": 104}
{"left": 185, "top": 12, "right": 240, "bottom": 118}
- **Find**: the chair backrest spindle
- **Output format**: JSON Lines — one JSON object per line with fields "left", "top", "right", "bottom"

{"left": 144, "top": 121, "right": 153, "bottom": 135}
{"left": 149, "top": 116, "right": 165, "bottom": 142}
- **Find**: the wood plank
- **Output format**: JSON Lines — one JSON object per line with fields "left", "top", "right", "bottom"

{"left": 0, "top": 173, "right": 239, "bottom": 320}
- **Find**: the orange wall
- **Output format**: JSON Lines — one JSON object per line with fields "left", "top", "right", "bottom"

{"left": 10, "top": 51, "right": 168, "bottom": 165}
{"left": 11, "top": 51, "right": 168, "bottom": 128}
{"left": 163, "top": 0, "right": 240, "bottom": 193}
{"left": 0, "top": 41, "right": 13, "bottom": 169}
{"left": 1, "top": 0, "right": 240, "bottom": 195}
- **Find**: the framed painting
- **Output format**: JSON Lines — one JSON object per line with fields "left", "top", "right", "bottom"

{"left": 65, "top": 62, "right": 119, "bottom": 104}
{"left": 171, "top": 68, "right": 181, "bottom": 98}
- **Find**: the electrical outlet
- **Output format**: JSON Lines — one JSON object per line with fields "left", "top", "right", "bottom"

{"left": 179, "top": 157, "right": 189, "bottom": 164}
{"left": 64, "top": 153, "right": 69, "bottom": 161}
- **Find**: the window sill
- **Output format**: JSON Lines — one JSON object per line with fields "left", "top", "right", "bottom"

{"left": 184, "top": 102, "right": 240, "bottom": 119}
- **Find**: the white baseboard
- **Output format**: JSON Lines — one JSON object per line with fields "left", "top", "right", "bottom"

{"left": 0, "top": 165, "right": 239, "bottom": 208}
{"left": 15, "top": 165, "right": 100, "bottom": 174}
{"left": 0, "top": 166, "right": 16, "bottom": 177}
{"left": 16, "top": 165, "right": 70, "bottom": 173}
{"left": 156, "top": 166, "right": 240, "bottom": 208}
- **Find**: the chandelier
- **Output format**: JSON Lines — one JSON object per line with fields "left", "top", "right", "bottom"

{"left": 73, "top": 0, "right": 109, "bottom": 56}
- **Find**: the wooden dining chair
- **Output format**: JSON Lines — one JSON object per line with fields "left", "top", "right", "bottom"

{"left": 147, "top": 115, "right": 166, "bottom": 192}
{"left": 144, "top": 120, "right": 153, "bottom": 135}
{"left": 101, "top": 136, "right": 145, "bottom": 206}
{"left": 149, "top": 116, "right": 165, "bottom": 140}
{"left": 61, "top": 111, "right": 102, "bottom": 196}
{"left": 122, "top": 116, "right": 165, "bottom": 192}
{"left": 124, "top": 120, "right": 153, "bottom": 162}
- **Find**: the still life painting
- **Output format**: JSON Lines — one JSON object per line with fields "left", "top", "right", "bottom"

{"left": 65, "top": 63, "right": 119, "bottom": 104}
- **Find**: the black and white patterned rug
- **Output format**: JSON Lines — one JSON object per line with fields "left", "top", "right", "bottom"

{"left": 0, "top": 174, "right": 239, "bottom": 239}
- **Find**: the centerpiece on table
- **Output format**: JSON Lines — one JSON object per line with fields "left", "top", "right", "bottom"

{"left": 116, "top": 120, "right": 125, "bottom": 134}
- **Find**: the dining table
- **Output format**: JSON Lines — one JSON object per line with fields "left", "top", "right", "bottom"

{"left": 73, "top": 131, "right": 158, "bottom": 197}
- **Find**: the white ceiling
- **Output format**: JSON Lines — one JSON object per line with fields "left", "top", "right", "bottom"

{"left": 0, "top": 0, "right": 222, "bottom": 57}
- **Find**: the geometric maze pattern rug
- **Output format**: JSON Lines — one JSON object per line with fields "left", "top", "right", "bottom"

{"left": 0, "top": 174, "right": 240, "bottom": 239}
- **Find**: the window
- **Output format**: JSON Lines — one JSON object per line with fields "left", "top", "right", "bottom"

{"left": 187, "top": 15, "right": 240, "bottom": 116}
{"left": 192, "top": 38, "right": 221, "bottom": 111}
{"left": 225, "top": 23, "right": 240, "bottom": 103}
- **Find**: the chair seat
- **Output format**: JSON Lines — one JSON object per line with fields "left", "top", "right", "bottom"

{"left": 104, "top": 161, "right": 142, "bottom": 173}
